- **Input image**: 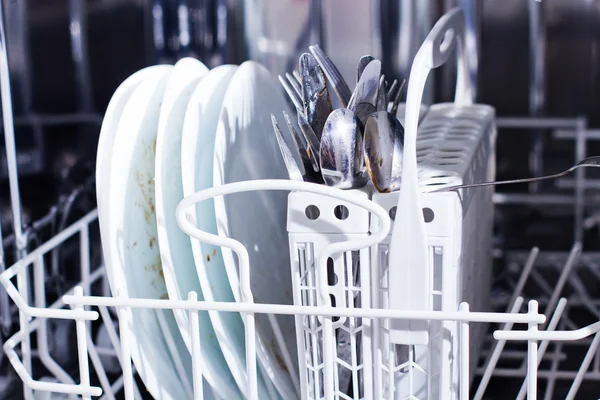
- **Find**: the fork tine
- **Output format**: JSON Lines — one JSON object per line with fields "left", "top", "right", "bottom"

{"left": 283, "top": 110, "right": 320, "bottom": 173}
{"left": 278, "top": 75, "right": 303, "bottom": 112}
{"left": 286, "top": 72, "right": 302, "bottom": 99}
{"left": 376, "top": 74, "right": 387, "bottom": 112}
{"left": 271, "top": 114, "right": 305, "bottom": 181}
{"left": 391, "top": 79, "right": 407, "bottom": 117}
{"left": 292, "top": 70, "right": 302, "bottom": 87}
{"left": 309, "top": 44, "right": 352, "bottom": 107}
{"left": 387, "top": 79, "right": 399, "bottom": 102}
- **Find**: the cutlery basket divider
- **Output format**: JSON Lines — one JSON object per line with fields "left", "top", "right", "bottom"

{"left": 287, "top": 189, "right": 374, "bottom": 399}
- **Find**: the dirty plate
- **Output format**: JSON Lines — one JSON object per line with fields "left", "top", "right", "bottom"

{"left": 104, "top": 66, "right": 193, "bottom": 400}
{"left": 155, "top": 58, "right": 242, "bottom": 399}
{"left": 181, "top": 64, "right": 278, "bottom": 398}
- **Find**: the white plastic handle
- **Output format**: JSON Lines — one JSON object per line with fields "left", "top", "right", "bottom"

{"left": 388, "top": 8, "right": 470, "bottom": 346}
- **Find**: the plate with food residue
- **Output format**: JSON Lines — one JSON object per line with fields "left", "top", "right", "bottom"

{"left": 155, "top": 58, "right": 243, "bottom": 400}
{"left": 105, "top": 64, "right": 193, "bottom": 400}
{"left": 181, "top": 64, "right": 277, "bottom": 398}
{"left": 96, "top": 64, "right": 170, "bottom": 292}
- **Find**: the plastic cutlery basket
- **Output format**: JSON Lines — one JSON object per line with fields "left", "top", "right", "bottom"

{"left": 287, "top": 188, "right": 375, "bottom": 399}
{"left": 287, "top": 7, "right": 496, "bottom": 400}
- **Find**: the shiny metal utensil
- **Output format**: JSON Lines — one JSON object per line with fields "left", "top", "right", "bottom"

{"left": 286, "top": 72, "right": 302, "bottom": 100}
{"left": 364, "top": 111, "right": 405, "bottom": 193}
{"left": 390, "top": 79, "right": 406, "bottom": 117}
{"left": 279, "top": 74, "right": 303, "bottom": 111}
{"left": 279, "top": 73, "right": 322, "bottom": 167}
{"left": 320, "top": 108, "right": 368, "bottom": 189}
{"left": 386, "top": 79, "right": 399, "bottom": 102}
{"left": 293, "top": 69, "right": 302, "bottom": 88}
{"left": 271, "top": 114, "right": 304, "bottom": 182}
{"left": 309, "top": 44, "right": 352, "bottom": 107}
{"left": 431, "top": 156, "right": 600, "bottom": 192}
{"left": 298, "top": 112, "right": 322, "bottom": 165}
{"left": 376, "top": 75, "right": 387, "bottom": 112}
{"left": 300, "top": 53, "right": 333, "bottom": 140}
{"left": 283, "top": 110, "right": 320, "bottom": 175}
{"left": 347, "top": 59, "right": 381, "bottom": 112}
{"left": 357, "top": 55, "right": 375, "bottom": 83}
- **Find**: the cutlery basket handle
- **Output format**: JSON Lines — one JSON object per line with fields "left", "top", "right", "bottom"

{"left": 388, "top": 7, "right": 472, "bottom": 346}
{"left": 404, "top": 7, "right": 472, "bottom": 149}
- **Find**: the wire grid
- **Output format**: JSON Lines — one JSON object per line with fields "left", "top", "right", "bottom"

{"left": 473, "top": 246, "right": 600, "bottom": 399}
{"left": 373, "top": 242, "right": 441, "bottom": 400}
{"left": 296, "top": 243, "right": 365, "bottom": 400}
{"left": 0, "top": 203, "right": 598, "bottom": 399}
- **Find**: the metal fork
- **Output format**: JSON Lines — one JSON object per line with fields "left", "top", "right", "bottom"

{"left": 271, "top": 113, "right": 322, "bottom": 183}
{"left": 278, "top": 74, "right": 321, "bottom": 167}
{"left": 309, "top": 44, "right": 352, "bottom": 108}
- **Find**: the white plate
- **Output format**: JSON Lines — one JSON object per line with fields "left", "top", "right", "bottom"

{"left": 104, "top": 67, "right": 193, "bottom": 400}
{"left": 181, "top": 64, "right": 278, "bottom": 398}
{"left": 213, "top": 60, "right": 299, "bottom": 399}
{"left": 96, "top": 65, "right": 169, "bottom": 290}
{"left": 155, "top": 58, "right": 241, "bottom": 399}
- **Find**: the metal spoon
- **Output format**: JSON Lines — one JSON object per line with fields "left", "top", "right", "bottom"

{"left": 320, "top": 108, "right": 368, "bottom": 189}
{"left": 357, "top": 55, "right": 375, "bottom": 83}
{"left": 364, "top": 111, "right": 405, "bottom": 193}
{"left": 347, "top": 59, "right": 381, "bottom": 112}
{"left": 309, "top": 44, "right": 352, "bottom": 107}
{"left": 430, "top": 156, "right": 600, "bottom": 192}
{"left": 300, "top": 53, "right": 333, "bottom": 140}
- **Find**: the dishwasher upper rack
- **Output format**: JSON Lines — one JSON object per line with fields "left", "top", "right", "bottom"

{"left": 0, "top": 180, "right": 598, "bottom": 400}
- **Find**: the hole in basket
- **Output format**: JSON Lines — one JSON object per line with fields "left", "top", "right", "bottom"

{"left": 438, "top": 154, "right": 465, "bottom": 160}
{"left": 438, "top": 161, "right": 460, "bottom": 166}
{"left": 305, "top": 205, "right": 320, "bottom": 220}
{"left": 329, "top": 294, "right": 339, "bottom": 322}
{"left": 440, "top": 29, "right": 455, "bottom": 53}
{"left": 424, "top": 182, "right": 446, "bottom": 187}
{"left": 334, "top": 205, "right": 349, "bottom": 220}
{"left": 327, "top": 257, "right": 338, "bottom": 285}
{"left": 429, "top": 174, "right": 453, "bottom": 179}
{"left": 422, "top": 207, "right": 435, "bottom": 223}
{"left": 439, "top": 148, "right": 466, "bottom": 154}
{"left": 389, "top": 206, "right": 397, "bottom": 221}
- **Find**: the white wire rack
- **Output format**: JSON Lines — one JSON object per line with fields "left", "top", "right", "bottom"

{"left": 1, "top": 3, "right": 600, "bottom": 400}
{"left": 1, "top": 181, "right": 600, "bottom": 400}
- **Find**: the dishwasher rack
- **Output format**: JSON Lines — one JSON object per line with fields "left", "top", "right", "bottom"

{"left": 2, "top": 187, "right": 600, "bottom": 400}
{"left": 1, "top": 5, "right": 600, "bottom": 400}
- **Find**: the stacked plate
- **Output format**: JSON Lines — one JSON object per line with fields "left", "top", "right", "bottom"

{"left": 96, "top": 58, "right": 300, "bottom": 399}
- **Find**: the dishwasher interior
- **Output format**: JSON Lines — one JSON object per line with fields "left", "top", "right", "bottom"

{"left": 1, "top": 1, "right": 600, "bottom": 399}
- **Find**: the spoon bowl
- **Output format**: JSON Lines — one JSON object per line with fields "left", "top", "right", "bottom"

{"left": 364, "top": 111, "right": 405, "bottom": 193}
{"left": 320, "top": 108, "right": 368, "bottom": 189}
